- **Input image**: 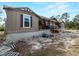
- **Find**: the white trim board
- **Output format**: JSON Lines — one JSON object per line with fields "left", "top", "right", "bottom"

{"left": 23, "top": 14, "right": 31, "bottom": 28}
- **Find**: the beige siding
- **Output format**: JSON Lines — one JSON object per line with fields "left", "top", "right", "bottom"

{"left": 5, "top": 9, "right": 39, "bottom": 34}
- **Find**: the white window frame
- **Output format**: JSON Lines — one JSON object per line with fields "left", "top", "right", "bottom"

{"left": 23, "top": 14, "right": 31, "bottom": 28}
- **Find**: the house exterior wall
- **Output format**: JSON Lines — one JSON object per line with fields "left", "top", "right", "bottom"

{"left": 5, "top": 9, "right": 39, "bottom": 34}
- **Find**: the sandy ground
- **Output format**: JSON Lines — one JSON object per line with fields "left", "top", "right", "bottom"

{"left": 14, "top": 30, "right": 79, "bottom": 56}
{"left": 0, "top": 31, "right": 79, "bottom": 56}
{"left": 64, "top": 30, "right": 79, "bottom": 56}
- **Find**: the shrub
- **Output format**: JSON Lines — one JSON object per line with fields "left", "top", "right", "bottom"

{"left": 0, "top": 27, "right": 4, "bottom": 31}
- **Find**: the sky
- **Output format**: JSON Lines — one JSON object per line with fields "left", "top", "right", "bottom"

{"left": 0, "top": 2, "right": 79, "bottom": 22}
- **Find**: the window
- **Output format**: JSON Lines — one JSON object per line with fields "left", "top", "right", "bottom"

{"left": 23, "top": 14, "right": 31, "bottom": 28}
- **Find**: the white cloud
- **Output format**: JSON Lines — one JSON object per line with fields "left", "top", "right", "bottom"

{"left": 34, "top": 2, "right": 79, "bottom": 19}
{"left": 43, "top": 3, "right": 70, "bottom": 15}
{"left": 45, "top": 4, "right": 68, "bottom": 10}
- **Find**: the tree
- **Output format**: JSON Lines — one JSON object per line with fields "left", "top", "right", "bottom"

{"left": 56, "top": 15, "right": 60, "bottom": 20}
{"left": 50, "top": 13, "right": 75, "bottom": 29}
{"left": 50, "top": 13, "right": 70, "bottom": 22}
{"left": 60, "top": 12, "right": 70, "bottom": 22}
{"left": 72, "top": 14, "right": 79, "bottom": 30}
{"left": 50, "top": 16, "right": 57, "bottom": 21}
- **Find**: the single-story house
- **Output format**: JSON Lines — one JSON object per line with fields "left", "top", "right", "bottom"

{"left": 3, "top": 6, "right": 63, "bottom": 42}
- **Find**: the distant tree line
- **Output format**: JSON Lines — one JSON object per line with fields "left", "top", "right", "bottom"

{"left": 50, "top": 12, "right": 79, "bottom": 30}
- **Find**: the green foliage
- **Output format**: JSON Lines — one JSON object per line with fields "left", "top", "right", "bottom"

{"left": 71, "top": 14, "right": 79, "bottom": 30}
{"left": 0, "top": 22, "right": 4, "bottom": 31}
{"left": 50, "top": 16, "right": 57, "bottom": 21}
{"left": 50, "top": 13, "right": 79, "bottom": 30}
{"left": 50, "top": 12, "right": 70, "bottom": 22}
{"left": 65, "top": 21, "right": 75, "bottom": 29}
{"left": 61, "top": 13, "right": 70, "bottom": 20}
{"left": 0, "top": 26, "right": 4, "bottom": 31}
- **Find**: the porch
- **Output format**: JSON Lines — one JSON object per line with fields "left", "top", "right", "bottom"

{"left": 39, "top": 18, "right": 61, "bottom": 33}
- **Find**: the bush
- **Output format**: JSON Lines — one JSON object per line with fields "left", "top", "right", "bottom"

{"left": 0, "top": 27, "right": 4, "bottom": 31}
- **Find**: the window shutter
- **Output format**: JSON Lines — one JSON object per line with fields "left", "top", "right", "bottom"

{"left": 30, "top": 16, "right": 32, "bottom": 28}
{"left": 20, "top": 14, "right": 23, "bottom": 27}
